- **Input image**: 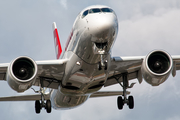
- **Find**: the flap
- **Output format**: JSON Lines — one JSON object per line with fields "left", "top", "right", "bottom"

{"left": 0, "top": 93, "right": 50, "bottom": 101}
{"left": 90, "top": 91, "right": 130, "bottom": 98}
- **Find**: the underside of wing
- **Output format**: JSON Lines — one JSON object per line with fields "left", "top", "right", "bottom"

{"left": 0, "top": 57, "right": 68, "bottom": 92}
{"left": 171, "top": 55, "right": 180, "bottom": 72}
{"left": 0, "top": 63, "right": 9, "bottom": 80}
{"left": 106, "top": 52, "right": 180, "bottom": 88}
{"left": 105, "top": 56, "right": 144, "bottom": 87}
{"left": 34, "top": 59, "right": 68, "bottom": 89}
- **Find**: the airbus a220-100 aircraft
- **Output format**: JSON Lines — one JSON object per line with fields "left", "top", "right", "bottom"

{"left": 0, "top": 5, "right": 180, "bottom": 114}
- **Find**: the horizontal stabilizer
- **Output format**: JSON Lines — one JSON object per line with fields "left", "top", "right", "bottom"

{"left": 0, "top": 94, "right": 50, "bottom": 101}
{"left": 90, "top": 91, "right": 130, "bottom": 98}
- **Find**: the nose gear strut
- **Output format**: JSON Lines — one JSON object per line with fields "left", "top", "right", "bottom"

{"left": 98, "top": 54, "right": 107, "bottom": 70}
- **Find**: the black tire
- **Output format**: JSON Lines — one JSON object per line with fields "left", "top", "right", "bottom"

{"left": 128, "top": 96, "right": 134, "bottom": 109}
{"left": 104, "top": 62, "right": 107, "bottom": 70}
{"left": 117, "top": 96, "right": 124, "bottom": 110}
{"left": 35, "top": 100, "right": 41, "bottom": 114}
{"left": 98, "top": 62, "right": 102, "bottom": 70}
{"left": 46, "top": 100, "right": 51, "bottom": 113}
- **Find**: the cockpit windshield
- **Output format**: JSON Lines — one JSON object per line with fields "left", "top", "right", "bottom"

{"left": 101, "top": 8, "right": 113, "bottom": 13}
{"left": 82, "top": 10, "right": 88, "bottom": 18}
{"left": 82, "top": 8, "right": 114, "bottom": 18}
{"left": 89, "top": 8, "right": 101, "bottom": 13}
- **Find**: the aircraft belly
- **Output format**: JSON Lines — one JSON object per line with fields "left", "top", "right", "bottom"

{"left": 51, "top": 67, "right": 108, "bottom": 110}
{"left": 51, "top": 89, "right": 89, "bottom": 110}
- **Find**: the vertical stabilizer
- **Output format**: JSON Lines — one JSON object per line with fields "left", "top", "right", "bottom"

{"left": 53, "top": 22, "right": 62, "bottom": 59}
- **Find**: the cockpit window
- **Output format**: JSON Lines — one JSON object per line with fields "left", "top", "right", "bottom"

{"left": 82, "top": 10, "right": 89, "bottom": 18}
{"left": 82, "top": 8, "right": 115, "bottom": 19}
{"left": 89, "top": 8, "right": 101, "bottom": 13}
{"left": 101, "top": 8, "right": 113, "bottom": 13}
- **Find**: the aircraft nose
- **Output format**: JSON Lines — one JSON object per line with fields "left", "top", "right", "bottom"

{"left": 88, "top": 14, "right": 118, "bottom": 43}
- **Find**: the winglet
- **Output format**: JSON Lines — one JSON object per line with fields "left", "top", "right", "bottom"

{"left": 53, "top": 22, "right": 62, "bottom": 59}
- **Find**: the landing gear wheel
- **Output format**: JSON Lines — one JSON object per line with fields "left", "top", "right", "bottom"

{"left": 46, "top": 100, "right": 51, "bottom": 113}
{"left": 35, "top": 100, "right": 41, "bottom": 114}
{"left": 98, "top": 62, "right": 102, "bottom": 70}
{"left": 128, "top": 96, "right": 134, "bottom": 109}
{"left": 117, "top": 96, "right": 124, "bottom": 110}
{"left": 104, "top": 62, "right": 107, "bottom": 70}
{"left": 115, "top": 74, "right": 136, "bottom": 110}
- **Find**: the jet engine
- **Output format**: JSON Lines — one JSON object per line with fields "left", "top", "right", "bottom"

{"left": 6, "top": 56, "right": 38, "bottom": 92}
{"left": 141, "top": 50, "right": 173, "bottom": 86}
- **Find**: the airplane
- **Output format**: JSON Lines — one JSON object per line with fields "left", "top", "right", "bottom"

{"left": 0, "top": 5, "right": 179, "bottom": 114}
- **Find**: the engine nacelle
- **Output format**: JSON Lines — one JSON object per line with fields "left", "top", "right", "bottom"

{"left": 141, "top": 50, "right": 173, "bottom": 86}
{"left": 6, "top": 56, "right": 38, "bottom": 92}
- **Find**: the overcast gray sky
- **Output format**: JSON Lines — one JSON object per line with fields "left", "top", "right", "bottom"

{"left": 0, "top": 0, "right": 180, "bottom": 120}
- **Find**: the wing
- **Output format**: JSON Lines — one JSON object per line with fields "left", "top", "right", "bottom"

{"left": 105, "top": 55, "right": 180, "bottom": 87}
{"left": 0, "top": 59, "right": 68, "bottom": 89}
{"left": 33, "top": 59, "right": 68, "bottom": 89}
{"left": 0, "top": 91, "right": 130, "bottom": 101}
{"left": 105, "top": 56, "right": 144, "bottom": 87}
{"left": 0, "top": 93, "right": 50, "bottom": 101}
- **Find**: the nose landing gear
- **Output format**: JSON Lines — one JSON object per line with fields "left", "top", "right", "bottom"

{"left": 98, "top": 61, "right": 107, "bottom": 70}
{"left": 98, "top": 54, "right": 107, "bottom": 70}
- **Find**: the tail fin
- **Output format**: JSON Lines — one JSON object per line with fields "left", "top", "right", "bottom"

{"left": 53, "top": 22, "right": 62, "bottom": 59}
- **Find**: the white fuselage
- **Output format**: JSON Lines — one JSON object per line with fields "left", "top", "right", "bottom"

{"left": 50, "top": 5, "right": 118, "bottom": 110}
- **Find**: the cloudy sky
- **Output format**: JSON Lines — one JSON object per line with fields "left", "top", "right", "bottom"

{"left": 0, "top": 0, "right": 180, "bottom": 120}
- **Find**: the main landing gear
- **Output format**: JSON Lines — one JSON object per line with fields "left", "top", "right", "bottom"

{"left": 116, "top": 73, "right": 135, "bottom": 110}
{"left": 35, "top": 99, "right": 51, "bottom": 114}
{"left": 33, "top": 79, "right": 52, "bottom": 114}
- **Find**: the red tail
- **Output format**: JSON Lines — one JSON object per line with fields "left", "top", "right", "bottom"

{"left": 53, "top": 22, "right": 62, "bottom": 59}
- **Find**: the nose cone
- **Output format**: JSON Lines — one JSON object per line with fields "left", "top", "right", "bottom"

{"left": 88, "top": 13, "right": 118, "bottom": 43}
